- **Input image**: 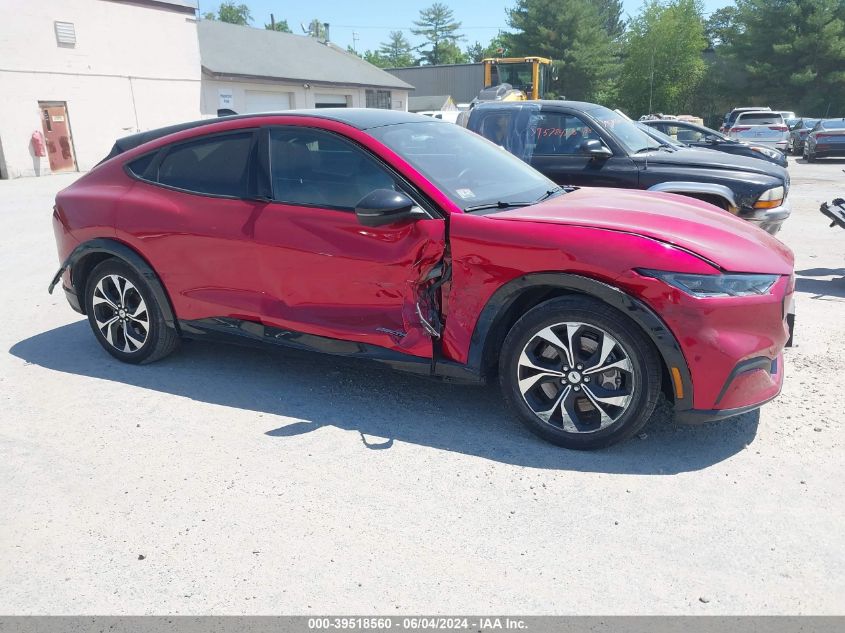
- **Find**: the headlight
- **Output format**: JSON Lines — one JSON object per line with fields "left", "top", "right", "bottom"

{"left": 639, "top": 270, "right": 779, "bottom": 297}
{"left": 752, "top": 147, "right": 780, "bottom": 159}
{"left": 754, "top": 186, "right": 784, "bottom": 209}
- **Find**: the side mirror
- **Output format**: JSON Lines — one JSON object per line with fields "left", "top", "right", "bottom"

{"left": 579, "top": 139, "right": 612, "bottom": 159}
{"left": 355, "top": 189, "right": 424, "bottom": 227}
{"left": 705, "top": 134, "right": 720, "bottom": 144}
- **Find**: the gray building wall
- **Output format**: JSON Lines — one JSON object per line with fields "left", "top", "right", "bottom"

{"left": 386, "top": 64, "right": 484, "bottom": 104}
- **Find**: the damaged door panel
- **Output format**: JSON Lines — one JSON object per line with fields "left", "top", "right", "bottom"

{"left": 252, "top": 202, "right": 446, "bottom": 358}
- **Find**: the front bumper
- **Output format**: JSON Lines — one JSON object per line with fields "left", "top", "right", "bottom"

{"left": 626, "top": 271, "right": 793, "bottom": 420}
{"left": 741, "top": 197, "right": 792, "bottom": 234}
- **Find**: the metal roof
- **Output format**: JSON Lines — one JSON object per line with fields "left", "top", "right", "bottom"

{"left": 197, "top": 20, "right": 413, "bottom": 90}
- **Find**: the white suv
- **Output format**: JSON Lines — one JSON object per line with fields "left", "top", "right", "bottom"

{"left": 727, "top": 110, "right": 789, "bottom": 153}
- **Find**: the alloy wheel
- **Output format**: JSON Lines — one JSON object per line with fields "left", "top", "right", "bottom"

{"left": 91, "top": 274, "right": 150, "bottom": 353}
{"left": 516, "top": 321, "right": 635, "bottom": 434}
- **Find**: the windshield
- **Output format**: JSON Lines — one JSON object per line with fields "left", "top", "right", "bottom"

{"left": 589, "top": 106, "right": 662, "bottom": 153}
{"left": 802, "top": 119, "right": 820, "bottom": 128}
{"left": 821, "top": 119, "right": 845, "bottom": 130}
{"left": 637, "top": 123, "right": 681, "bottom": 148}
{"left": 368, "top": 121, "right": 556, "bottom": 211}
{"left": 489, "top": 62, "right": 533, "bottom": 94}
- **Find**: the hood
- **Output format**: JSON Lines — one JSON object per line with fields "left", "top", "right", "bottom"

{"left": 491, "top": 188, "right": 794, "bottom": 275}
{"left": 632, "top": 146, "right": 787, "bottom": 180}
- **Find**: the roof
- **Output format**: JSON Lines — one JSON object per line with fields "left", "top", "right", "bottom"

{"left": 101, "top": 109, "right": 429, "bottom": 161}
{"left": 197, "top": 21, "right": 413, "bottom": 90}
{"left": 473, "top": 100, "right": 606, "bottom": 112}
{"left": 408, "top": 95, "right": 454, "bottom": 112}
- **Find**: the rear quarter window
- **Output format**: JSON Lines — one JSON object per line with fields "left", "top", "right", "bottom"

{"left": 126, "top": 152, "right": 157, "bottom": 180}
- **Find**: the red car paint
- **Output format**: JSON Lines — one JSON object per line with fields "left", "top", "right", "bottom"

{"left": 52, "top": 112, "right": 794, "bottom": 420}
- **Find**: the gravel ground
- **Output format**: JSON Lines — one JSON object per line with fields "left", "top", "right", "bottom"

{"left": 0, "top": 158, "right": 843, "bottom": 615}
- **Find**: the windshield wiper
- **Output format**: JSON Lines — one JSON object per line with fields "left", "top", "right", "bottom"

{"left": 464, "top": 200, "right": 534, "bottom": 213}
{"left": 465, "top": 188, "right": 567, "bottom": 213}
{"left": 534, "top": 187, "right": 565, "bottom": 202}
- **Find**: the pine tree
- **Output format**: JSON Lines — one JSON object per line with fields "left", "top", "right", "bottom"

{"left": 411, "top": 3, "right": 464, "bottom": 65}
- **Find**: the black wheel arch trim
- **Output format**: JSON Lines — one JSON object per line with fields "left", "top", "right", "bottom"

{"left": 466, "top": 272, "right": 695, "bottom": 410}
{"left": 48, "top": 238, "right": 178, "bottom": 330}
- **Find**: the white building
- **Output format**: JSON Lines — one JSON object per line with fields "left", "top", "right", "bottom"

{"left": 0, "top": 0, "right": 202, "bottom": 178}
{"left": 197, "top": 20, "right": 412, "bottom": 116}
{"left": 0, "top": 1, "right": 415, "bottom": 180}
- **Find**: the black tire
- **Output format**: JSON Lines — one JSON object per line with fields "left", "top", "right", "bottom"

{"left": 803, "top": 145, "right": 815, "bottom": 163}
{"left": 499, "top": 296, "right": 661, "bottom": 450}
{"left": 84, "top": 259, "right": 179, "bottom": 364}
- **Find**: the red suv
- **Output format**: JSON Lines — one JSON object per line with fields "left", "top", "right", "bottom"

{"left": 49, "top": 110, "right": 794, "bottom": 449}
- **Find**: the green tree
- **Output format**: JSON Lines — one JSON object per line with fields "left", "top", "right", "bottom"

{"left": 596, "top": 0, "right": 625, "bottom": 39}
{"left": 304, "top": 18, "right": 328, "bottom": 39}
{"left": 265, "top": 19, "right": 292, "bottom": 33}
{"left": 412, "top": 3, "right": 464, "bottom": 65}
{"left": 378, "top": 31, "right": 416, "bottom": 67}
{"left": 506, "top": 0, "right": 618, "bottom": 101}
{"left": 465, "top": 41, "right": 485, "bottom": 62}
{"left": 202, "top": 1, "right": 251, "bottom": 25}
{"left": 718, "top": 0, "right": 845, "bottom": 115}
{"left": 704, "top": 5, "right": 740, "bottom": 48}
{"left": 617, "top": 0, "right": 708, "bottom": 116}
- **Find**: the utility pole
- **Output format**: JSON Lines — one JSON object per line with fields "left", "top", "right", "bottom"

{"left": 270, "top": 13, "right": 275, "bottom": 30}
{"left": 352, "top": 31, "right": 359, "bottom": 53}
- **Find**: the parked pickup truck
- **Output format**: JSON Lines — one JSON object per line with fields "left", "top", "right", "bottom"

{"left": 464, "top": 101, "right": 791, "bottom": 234}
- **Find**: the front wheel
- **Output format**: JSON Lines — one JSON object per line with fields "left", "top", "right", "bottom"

{"left": 84, "top": 259, "right": 179, "bottom": 364}
{"left": 499, "top": 296, "right": 661, "bottom": 450}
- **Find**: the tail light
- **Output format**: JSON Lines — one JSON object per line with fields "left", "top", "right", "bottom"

{"left": 769, "top": 125, "right": 788, "bottom": 132}
{"left": 730, "top": 126, "right": 751, "bottom": 133}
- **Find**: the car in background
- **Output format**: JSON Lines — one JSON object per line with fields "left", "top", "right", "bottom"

{"left": 777, "top": 111, "right": 796, "bottom": 122}
{"left": 418, "top": 110, "right": 461, "bottom": 123}
{"left": 643, "top": 118, "right": 788, "bottom": 168}
{"left": 721, "top": 106, "right": 772, "bottom": 133}
{"left": 726, "top": 110, "right": 789, "bottom": 153}
{"left": 465, "top": 100, "right": 791, "bottom": 234}
{"left": 803, "top": 118, "right": 845, "bottom": 162}
{"left": 787, "top": 118, "right": 821, "bottom": 155}
{"left": 49, "top": 109, "right": 795, "bottom": 450}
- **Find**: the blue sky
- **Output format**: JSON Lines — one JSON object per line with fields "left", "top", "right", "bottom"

{"left": 200, "top": 0, "right": 733, "bottom": 54}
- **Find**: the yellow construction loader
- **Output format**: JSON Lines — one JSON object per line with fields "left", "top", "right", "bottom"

{"left": 479, "top": 56, "right": 553, "bottom": 102}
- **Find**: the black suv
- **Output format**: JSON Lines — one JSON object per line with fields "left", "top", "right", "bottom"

{"left": 465, "top": 101, "right": 791, "bottom": 234}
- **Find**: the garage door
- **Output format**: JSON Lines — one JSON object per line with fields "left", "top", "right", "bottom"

{"left": 315, "top": 94, "right": 349, "bottom": 108}
{"left": 244, "top": 90, "right": 291, "bottom": 113}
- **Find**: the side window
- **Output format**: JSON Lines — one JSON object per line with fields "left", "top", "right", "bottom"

{"left": 676, "top": 127, "right": 705, "bottom": 143}
{"left": 528, "top": 112, "right": 601, "bottom": 156}
{"left": 479, "top": 113, "right": 512, "bottom": 147}
{"left": 126, "top": 152, "right": 157, "bottom": 179}
{"left": 156, "top": 131, "right": 254, "bottom": 197}
{"left": 269, "top": 127, "right": 399, "bottom": 210}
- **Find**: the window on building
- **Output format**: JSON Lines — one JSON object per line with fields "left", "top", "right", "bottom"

{"left": 269, "top": 127, "right": 398, "bottom": 210}
{"left": 366, "top": 90, "right": 392, "bottom": 110}
{"left": 155, "top": 132, "right": 254, "bottom": 197}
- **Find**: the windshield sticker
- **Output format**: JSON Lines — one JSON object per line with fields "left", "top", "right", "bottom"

{"left": 456, "top": 188, "right": 476, "bottom": 199}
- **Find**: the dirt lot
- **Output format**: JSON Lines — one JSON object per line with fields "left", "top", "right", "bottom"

{"left": 0, "top": 158, "right": 843, "bottom": 614}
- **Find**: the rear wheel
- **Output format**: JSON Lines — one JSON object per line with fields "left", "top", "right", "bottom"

{"left": 803, "top": 144, "right": 815, "bottom": 163}
{"left": 499, "top": 296, "right": 661, "bottom": 450}
{"left": 84, "top": 259, "right": 179, "bottom": 364}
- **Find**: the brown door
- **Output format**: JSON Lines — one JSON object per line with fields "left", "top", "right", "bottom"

{"left": 39, "top": 102, "right": 76, "bottom": 172}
